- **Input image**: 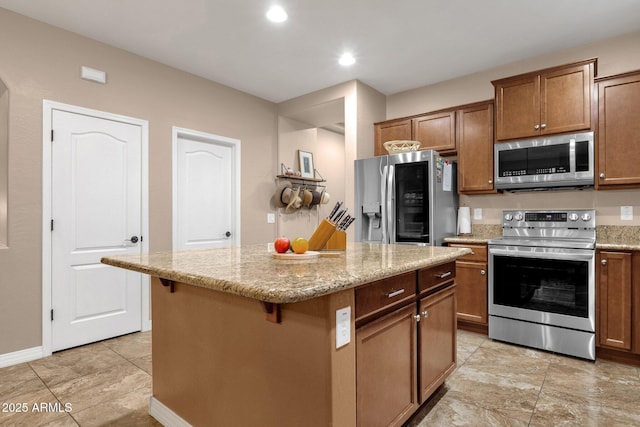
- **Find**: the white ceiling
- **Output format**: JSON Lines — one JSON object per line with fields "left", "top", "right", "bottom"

{"left": 2, "top": 1, "right": 640, "bottom": 103}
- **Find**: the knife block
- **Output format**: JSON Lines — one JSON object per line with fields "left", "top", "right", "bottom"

{"left": 324, "top": 230, "right": 346, "bottom": 251}
{"left": 308, "top": 219, "right": 337, "bottom": 251}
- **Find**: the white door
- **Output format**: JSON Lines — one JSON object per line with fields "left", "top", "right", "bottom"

{"left": 173, "top": 128, "right": 240, "bottom": 250}
{"left": 50, "top": 110, "right": 143, "bottom": 352}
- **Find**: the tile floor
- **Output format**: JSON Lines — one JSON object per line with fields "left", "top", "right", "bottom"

{"left": 1, "top": 329, "right": 639, "bottom": 426}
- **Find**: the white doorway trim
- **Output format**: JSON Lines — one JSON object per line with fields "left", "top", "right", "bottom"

{"left": 171, "top": 127, "right": 241, "bottom": 249}
{"left": 42, "top": 100, "right": 150, "bottom": 357}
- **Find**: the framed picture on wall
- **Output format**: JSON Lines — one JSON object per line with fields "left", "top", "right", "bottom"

{"left": 298, "top": 150, "right": 315, "bottom": 179}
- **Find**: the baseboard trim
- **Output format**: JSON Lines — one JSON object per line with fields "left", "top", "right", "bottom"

{"left": 0, "top": 346, "right": 44, "bottom": 368}
{"left": 149, "top": 396, "right": 191, "bottom": 427}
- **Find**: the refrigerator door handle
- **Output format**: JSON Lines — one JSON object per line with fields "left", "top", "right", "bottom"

{"left": 381, "top": 165, "right": 388, "bottom": 243}
{"left": 385, "top": 164, "right": 395, "bottom": 244}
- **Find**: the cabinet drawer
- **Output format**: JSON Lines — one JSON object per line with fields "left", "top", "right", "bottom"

{"left": 418, "top": 261, "right": 456, "bottom": 294}
{"left": 449, "top": 243, "right": 487, "bottom": 262}
{"left": 355, "top": 272, "right": 416, "bottom": 321}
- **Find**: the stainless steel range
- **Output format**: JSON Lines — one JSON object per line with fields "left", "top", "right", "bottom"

{"left": 488, "top": 209, "right": 596, "bottom": 360}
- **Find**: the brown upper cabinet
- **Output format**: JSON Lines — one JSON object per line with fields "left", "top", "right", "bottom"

{"left": 493, "top": 58, "right": 596, "bottom": 141}
{"left": 412, "top": 111, "right": 456, "bottom": 155}
{"left": 596, "top": 70, "right": 640, "bottom": 189}
{"left": 456, "top": 101, "right": 494, "bottom": 194}
{"left": 374, "top": 118, "right": 412, "bottom": 157}
{"left": 374, "top": 101, "right": 494, "bottom": 194}
{"left": 374, "top": 109, "right": 457, "bottom": 157}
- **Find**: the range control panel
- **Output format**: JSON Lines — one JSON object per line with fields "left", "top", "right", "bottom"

{"left": 502, "top": 209, "right": 596, "bottom": 229}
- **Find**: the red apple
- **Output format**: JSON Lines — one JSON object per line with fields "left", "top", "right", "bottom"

{"left": 274, "top": 237, "right": 291, "bottom": 253}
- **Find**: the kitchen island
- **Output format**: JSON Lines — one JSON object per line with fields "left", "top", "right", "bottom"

{"left": 102, "top": 242, "right": 470, "bottom": 427}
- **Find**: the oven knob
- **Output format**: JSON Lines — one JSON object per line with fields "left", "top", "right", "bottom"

{"left": 504, "top": 213, "right": 513, "bottom": 221}
{"left": 569, "top": 213, "right": 579, "bottom": 221}
{"left": 514, "top": 213, "right": 523, "bottom": 221}
{"left": 581, "top": 213, "right": 592, "bottom": 221}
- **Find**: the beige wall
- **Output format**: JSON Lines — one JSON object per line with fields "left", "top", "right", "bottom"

{"left": 0, "top": 8, "right": 278, "bottom": 355}
{"left": 278, "top": 81, "right": 386, "bottom": 241}
{"left": 277, "top": 125, "right": 345, "bottom": 241}
{"left": 0, "top": 81, "right": 7, "bottom": 247}
{"left": 386, "top": 30, "right": 640, "bottom": 227}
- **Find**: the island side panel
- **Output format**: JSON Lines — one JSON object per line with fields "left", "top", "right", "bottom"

{"left": 151, "top": 277, "right": 355, "bottom": 427}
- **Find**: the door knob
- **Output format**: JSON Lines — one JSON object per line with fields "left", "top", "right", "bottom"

{"left": 126, "top": 236, "right": 139, "bottom": 244}
{"left": 225, "top": 231, "right": 231, "bottom": 237}
{"left": 601, "top": 259, "right": 607, "bottom": 266}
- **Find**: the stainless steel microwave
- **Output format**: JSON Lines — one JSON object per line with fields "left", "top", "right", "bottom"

{"left": 494, "top": 131, "right": 594, "bottom": 191}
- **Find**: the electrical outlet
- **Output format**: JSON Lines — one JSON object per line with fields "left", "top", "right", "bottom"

{"left": 621, "top": 206, "right": 633, "bottom": 221}
{"left": 474, "top": 208, "right": 483, "bottom": 220}
{"left": 336, "top": 306, "right": 351, "bottom": 348}
{"left": 267, "top": 213, "right": 276, "bottom": 223}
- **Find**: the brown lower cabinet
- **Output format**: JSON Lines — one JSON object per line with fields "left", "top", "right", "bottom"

{"left": 597, "top": 250, "right": 640, "bottom": 358}
{"left": 355, "top": 263, "right": 457, "bottom": 427}
{"left": 356, "top": 304, "right": 418, "bottom": 427}
{"left": 418, "top": 285, "right": 457, "bottom": 402}
{"left": 448, "top": 243, "right": 488, "bottom": 332}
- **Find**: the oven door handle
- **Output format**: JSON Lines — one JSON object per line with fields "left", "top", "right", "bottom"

{"left": 489, "top": 246, "right": 594, "bottom": 262}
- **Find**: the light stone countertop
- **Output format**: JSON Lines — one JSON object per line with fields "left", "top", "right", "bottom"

{"left": 444, "top": 224, "right": 640, "bottom": 251}
{"left": 596, "top": 226, "right": 640, "bottom": 251}
{"left": 444, "top": 224, "right": 502, "bottom": 245}
{"left": 101, "top": 242, "right": 471, "bottom": 304}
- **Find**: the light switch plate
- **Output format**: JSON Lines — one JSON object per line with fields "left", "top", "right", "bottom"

{"left": 474, "top": 208, "right": 483, "bottom": 220}
{"left": 267, "top": 213, "right": 276, "bottom": 223}
{"left": 621, "top": 206, "right": 633, "bottom": 221}
{"left": 336, "top": 306, "right": 351, "bottom": 348}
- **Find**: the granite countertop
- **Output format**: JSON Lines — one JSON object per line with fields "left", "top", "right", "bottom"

{"left": 444, "top": 224, "right": 640, "bottom": 250}
{"left": 101, "top": 242, "right": 471, "bottom": 304}
{"left": 596, "top": 226, "right": 640, "bottom": 251}
{"left": 444, "top": 224, "right": 502, "bottom": 244}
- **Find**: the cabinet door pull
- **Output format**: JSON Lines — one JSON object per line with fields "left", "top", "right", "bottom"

{"left": 385, "top": 289, "right": 405, "bottom": 298}
{"left": 480, "top": 270, "right": 486, "bottom": 276}
{"left": 534, "top": 124, "right": 540, "bottom": 130}
{"left": 436, "top": 271, "right": 452, "bottom": 279}
{"left": 599, "top": 172, "right": 605, "bottom": 179}
{"left": 601, "top": 259, "right": 607, "bottom": 266}
{"left": 422, "top": 310, "right": 429, "bottom": 318}
{"left": 540, "top": 123, "right": 546, "bottom": 129}
{"left": 414, "top": 314, "right": 421, "bottom": 322}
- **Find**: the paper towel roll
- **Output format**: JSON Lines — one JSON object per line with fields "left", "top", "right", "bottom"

{"left": 457, "top": 207, "right": 471, "bottom": 235}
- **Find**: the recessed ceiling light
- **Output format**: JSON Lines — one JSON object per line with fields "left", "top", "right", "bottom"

{"left": 339, "top": 53, "right": 356, "bottom": 67}
{"left": 266, "top": 6, "right": 288, "bottom": 23}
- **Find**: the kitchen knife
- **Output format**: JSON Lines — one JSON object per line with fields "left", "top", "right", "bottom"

{"left": 333, "top": 209, "right": 347, "bottom": 224}
{"left": 328, "top": 201, "right": 343, "bottom": 222}
{"left": 341, "top": 217, "right": 356, "bottom": 231}
{"left": 338, "top": 214, "right": 351, "bottom": 230}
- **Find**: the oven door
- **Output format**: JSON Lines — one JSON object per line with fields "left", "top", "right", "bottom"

{"left": 488, "top": 244, "right": 595, "bottom": 332}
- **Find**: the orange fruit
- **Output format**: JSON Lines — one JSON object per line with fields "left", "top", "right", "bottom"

{"left": 291, "top": 237, "right": 309, "bottom": 254}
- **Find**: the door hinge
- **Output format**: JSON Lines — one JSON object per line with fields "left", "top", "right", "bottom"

{"left": 51, "top": 129, "right": 54, "bottom": 142}
{"left": 51, "top": 219, "right": 54, "bottom": 231}
{"left": 51, "top": 309, "right": 54, "bottom": 321}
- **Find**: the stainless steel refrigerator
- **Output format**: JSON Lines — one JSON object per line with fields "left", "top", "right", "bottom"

{"left": 354, "top": 150, "right": 457, "bottom": 246}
